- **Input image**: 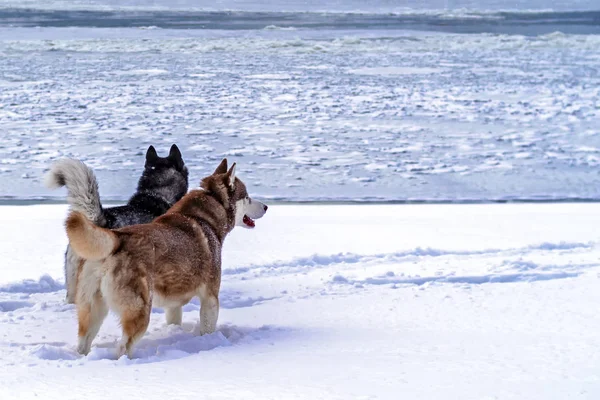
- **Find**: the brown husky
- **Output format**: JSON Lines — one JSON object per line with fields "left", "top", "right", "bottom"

{"left": 65, "top": 159, "right": 267, "bottom": 358}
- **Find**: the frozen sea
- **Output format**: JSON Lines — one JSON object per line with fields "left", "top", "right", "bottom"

{"left": 0, "top": 0, "right": 599, "bottom": 202}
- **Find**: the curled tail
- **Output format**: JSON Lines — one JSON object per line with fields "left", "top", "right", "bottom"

{"left": 44, "top": 159, "right": 106, "bottom": 226}
{"left": 66, "top": 212, "right": 118, "bottom": 261}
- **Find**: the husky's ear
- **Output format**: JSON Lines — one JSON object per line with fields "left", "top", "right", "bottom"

{"left": 145, "top": 145, "right": 159, "bottom": 167}
{"left": 213, "top": 158, "right": 228, "bottom": 175}
{"left": 226, "top": 163, "right": 236, "bottom": 189}
{"left": 168, "top": 144, "right": 184, "bottom": 170}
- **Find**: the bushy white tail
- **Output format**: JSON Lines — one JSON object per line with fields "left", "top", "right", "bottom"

{"left": 44, "top": 159, "right": 106, "bottom": 226}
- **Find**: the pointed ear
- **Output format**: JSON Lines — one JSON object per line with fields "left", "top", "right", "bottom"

{"left": 168, "top": 144, "right": 181, "bottom": 160}
{"left": 168, "top": 144, "right": 184, "bottom": 170}
{"left": 213, "top": 158, "right": 228, "bottom": 175}
{"left": 145, "top": 145, "right": 159, "bottom": 166}
{"left": 226, "top": 163, "right": 236, "bottom": 189}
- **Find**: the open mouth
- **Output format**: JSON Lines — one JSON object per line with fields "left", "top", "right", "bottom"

{"left": 243, "top": 214, "right": 255, "bottom": 228}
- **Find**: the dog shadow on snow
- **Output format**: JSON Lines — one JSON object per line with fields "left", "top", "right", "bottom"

{"left": 29, "top": 323, "right": 298, "bottom": 365}
{"left": 90, "top": 322, "right": 297, "bottom": 365}
{"left": 28, "top": 289, "right": 295, "bottom": 365}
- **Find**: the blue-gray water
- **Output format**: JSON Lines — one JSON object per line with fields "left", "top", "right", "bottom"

{"left": 1, "top": 9, "right": 599, "bottom": 35}
{"left": 0, "top": 1, "right": 599, "bottom": 202}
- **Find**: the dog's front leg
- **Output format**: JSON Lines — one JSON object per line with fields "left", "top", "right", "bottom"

{"left": 199, "top": 295, "right": 219, "bottom": 335}
{"left": 165, "top": 306, "right": 183, "bottom": 325}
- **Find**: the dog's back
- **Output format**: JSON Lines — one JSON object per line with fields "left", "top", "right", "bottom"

{"left": 102, "top": 196, "right": 172, "bottom": 229}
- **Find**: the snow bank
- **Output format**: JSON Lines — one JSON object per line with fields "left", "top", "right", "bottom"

{"left": 0, "top": 204, "right": 600, "bottom": 399}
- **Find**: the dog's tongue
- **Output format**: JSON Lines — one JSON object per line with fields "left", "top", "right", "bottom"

{"left": 243, "top": 215, "right": 255, "bottom": 228}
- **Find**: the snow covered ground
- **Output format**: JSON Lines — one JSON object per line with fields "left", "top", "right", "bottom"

{"left": 1, "top": 203, "right": 600, "bottom": 399}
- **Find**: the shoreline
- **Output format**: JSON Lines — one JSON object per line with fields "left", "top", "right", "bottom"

{"left": 1, "top": 197, "right": 600, "bottom": 206}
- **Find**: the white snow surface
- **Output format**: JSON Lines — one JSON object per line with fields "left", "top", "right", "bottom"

{"left": 1, "top": 203, "right": 599, "bottom": 399}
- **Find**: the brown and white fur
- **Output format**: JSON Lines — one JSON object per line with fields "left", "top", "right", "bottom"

{"left": 65, "top": 159, "right": 267, "bottom": 358}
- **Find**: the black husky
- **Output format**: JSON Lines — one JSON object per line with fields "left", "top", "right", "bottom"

{"left": 45, "top": 144, "right": 189, "bottom": 303}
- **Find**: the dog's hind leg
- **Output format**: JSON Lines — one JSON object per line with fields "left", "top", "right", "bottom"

{"left": 117, "top": 306, "right": 151, "bottom": 359}
{"left": 198, "top": 285, "right": 219, "bottom": 335}
{"left": 64, "top": 245, "right": 80, "bottom": 304}
{"left": 165, "top": 306, "right": 182, "bottom": 326}
{"left": 77, "top": 291, "right": 108, "bottom": 355}
{"left": 109, "top": 274, "right": 152, "bottom": 359}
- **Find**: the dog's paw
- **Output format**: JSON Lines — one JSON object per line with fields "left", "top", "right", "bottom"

{"left": 76, "top": 338, "right": 90, "bottom": 355}
{"left": 116, "top": 342, "right": 128, "bottom": 359}
{"left": 116, "top": 337, "right": 134, "bottom": 359}
{"left": 198, "top": 326, "right": 216, "bottom": 336}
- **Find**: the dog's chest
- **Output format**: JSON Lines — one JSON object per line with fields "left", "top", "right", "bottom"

{"left": 152, "top": 292, "right": 196, "bottom": 309}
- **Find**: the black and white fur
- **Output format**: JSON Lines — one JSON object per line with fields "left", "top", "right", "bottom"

{"left": 44, "top": 145, "right": 189, "bottom": 304}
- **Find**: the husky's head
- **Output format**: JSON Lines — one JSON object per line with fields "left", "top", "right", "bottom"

{"left": 137, "top": 144, "right": 189, "bottom": 205}
{"left": 201, "top": 158, "right": 267, "bottom": 229}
